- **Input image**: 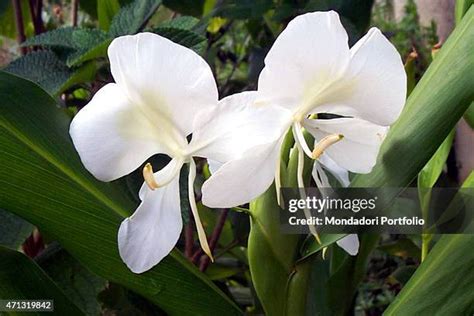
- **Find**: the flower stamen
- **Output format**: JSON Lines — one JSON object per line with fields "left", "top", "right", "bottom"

{"left": 143, "top": 163, "right": 159, "bottom": 190}
{"left": 188, "top": 159, "right": 214, "bottom": 262}
{"left": 142, "top": 159, "right": 184, "bottom": 190}
{"left": 312, "top": 134, "right": 344, "bottom": 159}
{"left": 292, "top": 122, "right": 313, "bottom": 159}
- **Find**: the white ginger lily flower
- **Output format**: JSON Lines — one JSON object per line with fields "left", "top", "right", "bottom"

{"left": 70, "top": 33, "right": 285, "bottom": 273}
{"left": 201, "top": 11, "right": 406, "bottom": 256}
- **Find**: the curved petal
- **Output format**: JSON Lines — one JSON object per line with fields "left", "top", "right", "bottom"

{"left": 138, "top": 158, "right": 184, "bottom": 200}
{"left": 201, "top": 140, "right": 282, "bottom": 208}
{"left": 315, "top": 28, "right": 406, "bottom": 125}
{"left": 304, "top": 118, "right": 389, "bottom": 174}
{"left": 336, "top": 234, "right": 359, "bottom": 256}
{"left": 207, "top": 159, "right": 223, "bottom": 175}
{"left": 70, "top": 84, "right": 166, "bottom": 182}
{"left": 108, "top": 32, "right": 218, "bottom": 136}
{"left": 317, "top": 153, "right": 350, "bottom": 187}
{"left": 190, "top": 91, "right": 291, "bottom": 163}
{"left": 118, "top": 175, "right": 182, "bottom": 273}
{"left": 258, "top": 11, "right": 350, "bottom": 113}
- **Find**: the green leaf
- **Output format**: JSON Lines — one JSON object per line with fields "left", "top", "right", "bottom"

{"left": 37, "top": 246, "right": 107, "bottom": 315}
{"left": 248, "top": 185, "right": 301, "bottom": 316}
{"left": 21, "top": 27, "right": 110, "bottom": 67}
{"left": 159, "top": 16, "right": 200, "bottom": 30}
{"left": 4, "top": 50, "right": 72, "bottom": 96}
{"left": 109, "top": 0, "right": 162, "bottom": 37}
{"left": 98, "top": 0, "right": 121, "bottom": 31}
{"left": 455, "top": 0, "right": 474, "bottom": 24}
{"left": 154, "top": 27, "right": 207, "bottom": 54}
{"left": 0, "top": 209, "right": 33, "bottom": 250}
{"left": 66, "top": 39, "right": 111, "bottom": 67}
{"left": 22, "top": 27, "right": 77, "bottom": 48}
{"left": 384, "top": 234, "right": 474, "bottom": 315}
{"left": 298, "top": 234, "right": 345, "bottom": 262}
{"left": 4, "top": 51, "right": 97, "bottom": 96}
{"left": 0, "top": 71, "right": 241, "bottom": 315}
{"left": 418, "top": 130, "right": 455, "bottom": 189}
{"left": 163, "top": 0, "right": 205, "bottom": 17}
{"left": 351, "top": 6, "right": 474, "bottom": 189}
{"left": 0, "top": 246, "right": 84, "bottom": 315}
{"left": 464, "top": 102, "right": 474, "bottom": 129}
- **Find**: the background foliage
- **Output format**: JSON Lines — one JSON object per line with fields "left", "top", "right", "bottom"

{"left": 0, "top": 0, "right": 472, "bottom": 315}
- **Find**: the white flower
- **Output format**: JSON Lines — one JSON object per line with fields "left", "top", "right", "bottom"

{"left": 69, "top": 33, "right": 284, "bottom": 273}
{"left": 202, "top": 11, "right": 406, "bottom": 223}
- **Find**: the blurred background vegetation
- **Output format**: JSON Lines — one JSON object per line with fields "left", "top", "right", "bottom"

{"left": 0, "top": 0, "right": 471, "bottom": 315}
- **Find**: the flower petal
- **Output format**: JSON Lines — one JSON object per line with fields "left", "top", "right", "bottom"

{"left": 304, "top": 118, "right": 388, "bottom": 173}
{"left": 201, "top": 140, "right": 282, "bottom": 208}
{"left": 70, "top": 84, "right": 167, "bottom": 181}
{"left": 317, "top": 153, "right": 350, "bottom": 187}
{"left": 316, "top": 28, "right": 406, "bottom": 125}
{"left": 190, "top": 91, "right": 291, "bottom": 163}
{"left": 118, "top": 175, "right": 182, "bottom": 273}
{"left": 108, "top": 32, "right": 218, "bottom": 136}
{"left": 336, "top": 234, "right": 359, "bottom": 256}
{"left": 258, "top": 11, "right": 350, "bottom": 112}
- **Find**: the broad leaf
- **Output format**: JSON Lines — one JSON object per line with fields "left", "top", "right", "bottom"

{"left": 4, "top": 50, "right": 72, "bottom": 96}
{"left": 154, "top": 27, "right": 207, "bottom": 54}
{"left": 37, "top": 246, "right": 107, "bottom": 315}
{"left": 0, "top": 246, "right": 84, "bottom": 315}
{"left": 4, "top": 51, "right": 97, "bottom": 96}
{"left": 384, "top": 234, "right": 474, "bottom": 315}
{"left": 0, "top": 72, "right": 241, "bottom": 315}
{"left": 109, "top": 0, "right": 162, "bottom": 37}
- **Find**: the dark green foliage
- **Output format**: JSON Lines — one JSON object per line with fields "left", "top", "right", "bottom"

{"left": 109, "top": 0, "right": 162, "bottom": 37}
{"left": 4, "top": 50, "right": 72, "bottom": 95}
{"left": 37, "top": 246, "right": 107, "bottom": 315}
{"left": 0, "top": 209, "right": 33, "bottom": 250}
{"left": 0, "top": 246, "right": 84, "bottom": 315}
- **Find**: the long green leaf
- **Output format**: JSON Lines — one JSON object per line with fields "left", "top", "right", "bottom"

{"left": 0, "top": 72, "right": 241, "bottom": 315}
{"left": 384, "top": 234, "right": 474, "bottom": 315}
{"left": 0, "top": 246, "right": 84, "bottom": 315}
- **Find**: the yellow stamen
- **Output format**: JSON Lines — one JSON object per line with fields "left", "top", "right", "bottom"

{"left": 143, "top": 163, "right": 159, "bottom": 190}
{"left": 312, "top": 134, "right": 344, "bottom": 159}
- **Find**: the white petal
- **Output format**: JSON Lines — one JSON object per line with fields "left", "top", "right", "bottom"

{"left": 312, "top": 162, "right": 330, "bottom": 188}
{"left": 316, "top": 28, "right": 406, "bottom": 125}
{"left": 207, "top": 159, "right": 222, "bottom": 175}
{"left": 258, "top": 11, "right": 350, "bottom": 112}
{"left": 336, "top": 234, "right": 359, "bottom": 256}
{"left": 304, "top": 118, "right": 389, "bottom": 174}
{"left": 138, "top": 158, "right": 184, "bottom": 200}
{"left": 318, "top": 153, "right": 350, "bottom": 187}
{"left": 201, "top": 140, "right": 282, "bottom": 208}
{"left": 108, "top": 32, "right": 218, "bottom": 136}
{"left": 190, "top": 91, "right": 291, "bottom": 163}
{"left": 70, "top": 84, "right": 167, "bottom": 182}
{"left": 118, "top": 175, "right": 182, "bottom": 273}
